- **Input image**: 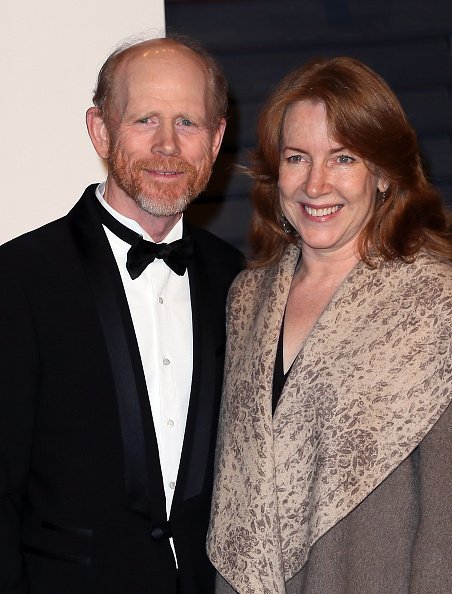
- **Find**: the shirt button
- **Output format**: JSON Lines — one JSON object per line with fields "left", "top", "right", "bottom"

{"left": 163, "top": 358, "right": 170, "bottom": 366}
{"left": 169, "top": 481, "right": 176, "bottom": 490}
{"left": 167, "top": 419, "right": 174, "bottom": 428}
{"left": 158, "top": 296, "right": 164, "bottom": 304}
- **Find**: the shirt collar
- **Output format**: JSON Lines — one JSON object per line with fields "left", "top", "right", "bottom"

{"left": 95, "top": 182, "right": 183, "bottom": 243}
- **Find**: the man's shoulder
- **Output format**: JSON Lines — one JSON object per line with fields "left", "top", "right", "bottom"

{"left": 0, "top": 185, "right": 98, "bottom": 259}
{"left": 0, "top": 216, "right": 68, "bottom": 258}
{"left": 186, "top": 222, "right": 244, "bottom": 268}
{"left": 0, "top": 220, "right": 77, "bottom": 296}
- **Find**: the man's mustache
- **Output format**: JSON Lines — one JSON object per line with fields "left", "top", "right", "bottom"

{"left": 134, "top": 157, "right": 197, "bottom": 175}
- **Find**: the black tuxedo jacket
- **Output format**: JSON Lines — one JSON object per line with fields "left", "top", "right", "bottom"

{"left": 0, "top": 185, "right": 243, "bottom": 594}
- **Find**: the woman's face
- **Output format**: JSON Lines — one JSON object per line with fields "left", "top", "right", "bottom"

{"left": 279, "top": 100, "right": 386, "bottom": 258}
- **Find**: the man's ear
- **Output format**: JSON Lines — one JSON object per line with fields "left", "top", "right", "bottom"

{"left": 211, "top": 117, "right": 226, "bottom": 162}
{"left": 86, "top": 107, "right": 110, "bottom": 159}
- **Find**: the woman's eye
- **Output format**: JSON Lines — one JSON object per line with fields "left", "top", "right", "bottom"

{"left": 286, "top": 155, "right": 302, "bottom": 163}
{"left": 337, "top": 154, "right": 354, "bottom": 164}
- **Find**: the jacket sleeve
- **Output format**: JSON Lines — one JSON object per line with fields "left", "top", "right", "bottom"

{"left": 410, "top": 401, "right": 452, "bottom": 594}
{"left": 0, "top": 256, "right": 37, "bottom": 593}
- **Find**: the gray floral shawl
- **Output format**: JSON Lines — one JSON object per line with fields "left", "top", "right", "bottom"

{"left": 207, "top": 246, "right": 452, "bottom": 594}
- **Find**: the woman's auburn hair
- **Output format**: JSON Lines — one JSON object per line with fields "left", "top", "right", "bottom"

{"left": 248, "top": 56, "right": 452, "bottom": 267}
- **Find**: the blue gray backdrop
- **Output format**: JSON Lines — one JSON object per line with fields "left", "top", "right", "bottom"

{"left": 166, "top": 0, "right": 452, "bottom": 253}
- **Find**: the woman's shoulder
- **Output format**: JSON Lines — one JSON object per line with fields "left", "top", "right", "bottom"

{"left": 416, "top": 249, "right": 452, "bottom": 271}
{"left": 407, "top": 251, "right": 452, "bottom": 293}
{"left": 226, "top": 257, "right": 288, "bottom": 322}
{"left": 382, "top": 252, "right": 452, "bottom": 323}
{"left": 227, "top": 266, "right": 270, "bottom": 313}
{"left": 381, "top": 250, "right": 452, "bottom": 290}
{"left": 230, "top": 259, "right": 279, "bottom": 291}
{"left": 231, "top": 265, "right": 266, "bottom": 288}
{"left": 231, "top": 245, "right": 299, "bottom": 292}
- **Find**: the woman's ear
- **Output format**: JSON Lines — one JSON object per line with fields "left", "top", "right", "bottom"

{"left": 377, "top": 177, "right": 389, "bottom": 194}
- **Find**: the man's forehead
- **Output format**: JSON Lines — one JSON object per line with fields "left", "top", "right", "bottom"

{"left": 118, "top": 40, "right": 206, "bottom": 82}
{"left": 110, "top": 43, "right": 209, "bottom": 115}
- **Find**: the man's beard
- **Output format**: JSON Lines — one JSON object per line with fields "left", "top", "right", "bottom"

{"left": 108, "top": 149, "right": 214, "bottom": 217}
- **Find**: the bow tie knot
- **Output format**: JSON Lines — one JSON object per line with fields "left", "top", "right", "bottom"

{"left": 94, "top": 198, "right": 193, "bottom": 279}
{"left": 126, "top": 236, "right": 193, "bottom": 279}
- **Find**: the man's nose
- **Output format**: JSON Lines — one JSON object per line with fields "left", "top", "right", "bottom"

{"left": 151, "top": 120, "right": 180, "bottom": 156}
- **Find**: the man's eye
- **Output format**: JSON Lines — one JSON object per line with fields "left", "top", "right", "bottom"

{"left": 180, "top": 119, "right": 194, "bottom": 126}
{"left": 137, "top": 117, "right": 151, "bottom": 124}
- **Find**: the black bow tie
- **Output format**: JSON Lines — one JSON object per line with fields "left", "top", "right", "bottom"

{"left": 94, "top": 199, "right": 193, "bottom": 279}
{"left": 126, "top": 236, "right": 193, "bottom": 279}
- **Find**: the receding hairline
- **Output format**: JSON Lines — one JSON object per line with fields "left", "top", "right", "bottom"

{"left": 93, "top": 36, "right": 227, "bottom": 130}
{"left": 116, "top": 38, "right": 209, "bottom": 74}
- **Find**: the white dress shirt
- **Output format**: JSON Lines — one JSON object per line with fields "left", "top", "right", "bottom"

{"left": 95, "top": 183, "right": 193, "bottom": 522}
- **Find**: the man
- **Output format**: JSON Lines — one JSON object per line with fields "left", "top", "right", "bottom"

{"left": 0, "top": 37, "right": 243, "bottom": 594}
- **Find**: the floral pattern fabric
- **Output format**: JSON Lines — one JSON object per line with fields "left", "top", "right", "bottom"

{"left": 207, "top": 247, "right": 452, "bottom": 594}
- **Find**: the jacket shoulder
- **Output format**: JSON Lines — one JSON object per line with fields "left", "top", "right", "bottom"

{"left": 187, "top": 223, "right": 244, "bottom": 275}
{"left": 0, "top": 185, "right": 98, "bottom": 271}
{"left": 0, "top": 216, "right": 69, "bottom": 267}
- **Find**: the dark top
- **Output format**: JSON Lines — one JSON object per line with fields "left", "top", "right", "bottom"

{"left": 272, "top": 320, "right": 291, "bottom": 415}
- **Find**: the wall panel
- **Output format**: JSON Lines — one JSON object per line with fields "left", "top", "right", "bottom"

{"left": 0, "top": 0, "right": 165, "bottom": 244}
{"left": 167, "top": 0, "right": 452, "bottom": 253}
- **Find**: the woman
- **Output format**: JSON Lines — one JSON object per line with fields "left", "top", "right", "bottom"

{"left": 207, "top": 57, "right": 452, "bottom": 594}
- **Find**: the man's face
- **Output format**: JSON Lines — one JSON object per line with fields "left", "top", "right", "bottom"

{"left": 105, "top": 44, "right": 224, "bottom": 217}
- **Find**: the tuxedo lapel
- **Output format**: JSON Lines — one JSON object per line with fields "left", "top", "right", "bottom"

{"left": 66, "top": 194, "right": 223, "bottom": 517}
{"left": 66, "top": 186, "right": 165, "bottom": 521}
{"left": 172, "top": 223, "right": 219, "bottom": 506}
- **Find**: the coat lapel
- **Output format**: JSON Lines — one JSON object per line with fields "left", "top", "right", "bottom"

{"left": 172, "top": 223, "right": 219, "bottom": 507}
{"left": 207, "top": 245, "right": 301, "bottom": 594}
{"left": 66, "top": 186, "right": 165, "bottom": 521}
{"left": 67, "top": 193, "right": 226, "bottom": 518}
